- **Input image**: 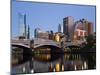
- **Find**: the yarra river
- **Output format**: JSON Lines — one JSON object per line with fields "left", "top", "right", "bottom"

{"left": 11, "top": 48, "right": 96, "bottom": 74}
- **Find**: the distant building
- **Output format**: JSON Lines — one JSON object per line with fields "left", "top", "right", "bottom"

{"left": 73, "top": 19, "right": 89, "bottom": 41}
{"left": 58, "top": 24, "right": 63, "bottom": 33}
{"left": 80, "top": 19, "right": 93, "bottom": 36}
{"left": 34, "top": 28, "right": 49, "bottom": 39}
{"left": 48, "top": 30, "right": 54, "bottom": 40}
{"left": 18, "top": 13, "right": 30, "bottom": 40}
{"left": 58, "top": 24, "right": 61, "bottom": 32}
{"left": 54, "top": 33, "right": 61, "bottom": 42}
{"left": 87, "top": 22, "right": 93, "bottom": 35}
{"left": 74, "top": 29, "right": 87, "bottom": 40}
{"left": 27, "top": 25, "right": 30, "bottom": 39}
{"left": 63, "top": 16, "right": 74, "bottom": 41}
{"left": 34, "top": 28, "right": 41, "bottom": 38}
{"left": 38, "top": 31, "right": 49, "bottom": 39}
{"left": 54, "top": 32, "right": 65, "bottom": 42}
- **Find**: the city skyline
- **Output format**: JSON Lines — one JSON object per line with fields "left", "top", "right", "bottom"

{"left": 12, "top": 0, "right": 96, "bottom": 38}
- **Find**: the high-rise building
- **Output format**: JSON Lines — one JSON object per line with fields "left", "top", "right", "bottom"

{"left": 34, "top": 28, "right": 41, "bottom": 38}
{"left": 24, "top": 14, "right": 27, "bottom": 38}
{"left": 58, "top": 24, "right": 63, "bottom": 33}
{"left": 61, "top": 25, "right": 63, "bottom": 33}
{"left": 63, "top": 16, "right": 74, "bottom": 41}
{"left": 58, "top": 24, "right": 61, "bottom": 32}
{"left": 18, "top": 13, "right": 27, "bottom": 39}
{"left": 27, "top": 25, "right": 30, "bottom": 39}
{"left": 81, "top": 19, "right": 93, "bottom": 36}
{"left": 87, "top": 22, "right": 93, "bottom": 35}
{"left": 19, "top": 13, "right": 24, "bottom": 37}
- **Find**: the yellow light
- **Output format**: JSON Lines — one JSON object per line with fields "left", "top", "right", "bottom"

{"left": 55, "top": 63, "right": 60, "bottom": 72}
{"left": 62, "top": 65, "right": 64, "bottom": 71}
{"left": 57, "top": 34, "right": 60, "bottom": 42}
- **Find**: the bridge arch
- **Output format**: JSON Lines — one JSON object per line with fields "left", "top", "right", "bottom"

{"left": 34, "top": 45, "right": 62, "bottom": 53}
{"left": 66, "top": 45, "right": 81, "bottom": 52}
{"left": 11, "top": 43, "right": 32, "bottom": 66}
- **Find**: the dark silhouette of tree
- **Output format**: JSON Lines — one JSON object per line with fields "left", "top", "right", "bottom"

{"left": 81, "top": 34, "right": 96, "bottom": 52}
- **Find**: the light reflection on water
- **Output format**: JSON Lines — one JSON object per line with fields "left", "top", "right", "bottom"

{"left": 32, "top": 53, "right": 95, "bottom": 73}
{"left": 12, "top": 52, "right": 96, "bottom": 74}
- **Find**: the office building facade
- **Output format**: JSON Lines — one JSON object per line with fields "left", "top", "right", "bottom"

{"left": 63, "top": 16, "right": 74, "bottom": 41}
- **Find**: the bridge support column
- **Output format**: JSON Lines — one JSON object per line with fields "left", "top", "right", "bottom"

{"left": 30, "top": 39, "right": 34, "bottom": 51}
{"left": 60, "top": 41, "right": 65, "bottom": 53}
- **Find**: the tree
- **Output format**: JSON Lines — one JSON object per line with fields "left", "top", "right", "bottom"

{"left": 86, "top": 34, "right": 94, "bottom": 44}
{"left": 82, "top": 34, "right": 96, "bottom": 52}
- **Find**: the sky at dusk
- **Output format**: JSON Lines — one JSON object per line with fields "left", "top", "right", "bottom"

{"left": 12, "top": 0, "right": 96, "bottom": 38}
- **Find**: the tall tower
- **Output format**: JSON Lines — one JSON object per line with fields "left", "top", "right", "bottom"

{"left": 19, "top": 13, "right": 24, "bottom": 37}
{"left": 58, "top": 24, "right": 61, "bottom": 32}
{"left": 18, "top": 13, "right": 27, "bottom": 39}
{"left": 61, "top": 24, "right": 63, "bottom": 33}
{"left": 63, "top": 16, "right": 74, "bottom": 41}
{"left": 24, "top": 14, "right": 27, "bottom": 39}
{"left": 27, "top": 25, "right": 30, "bottom": 39}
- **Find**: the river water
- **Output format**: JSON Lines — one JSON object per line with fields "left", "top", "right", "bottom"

{"left": 11, "top": 52, "right": 96, "bottom": 74}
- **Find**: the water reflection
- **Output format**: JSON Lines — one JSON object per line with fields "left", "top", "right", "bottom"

{"left": 12, "top": 46, "right": 31, "bottom": 66}
{"left": 32, "top": 53, "right": 96, "bottom": 73}
{"left": 11, "top": 53, "right": 96, "bottom": 74}
{"left": 33, "top": 53, "right": 62, "bottom": 62}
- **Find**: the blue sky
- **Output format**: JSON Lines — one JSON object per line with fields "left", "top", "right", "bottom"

{"left": 12, "top": 0, "right": 96, "bottom": 38}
